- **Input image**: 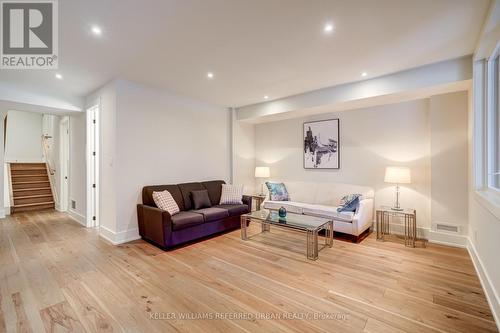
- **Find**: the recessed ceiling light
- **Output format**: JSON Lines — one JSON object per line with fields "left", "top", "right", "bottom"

{"left": 91, "top": 26, "right": 102, "bottom": 36}
{"left": 361, "top": 72, "right": 368, "bottom": 77}
{"left": 207, "top": 72, "right": 214, "bottom": 79}
{"left": 55, "top": 73, "right": 63, "bottom": 79}
{"left": 264, "top": 95, "right": 269, "bottom": 100}
{"left": 323, "top": 23, "right": 334, "bottom": 33}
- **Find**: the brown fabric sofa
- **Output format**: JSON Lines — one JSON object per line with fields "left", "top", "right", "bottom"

{"left": 137, "top": 180, "right": 252, "bottom": 249}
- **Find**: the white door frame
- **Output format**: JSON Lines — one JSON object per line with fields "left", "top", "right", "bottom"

{"left": 86, "top": 103, "right": 100, "bottom": 228}
{"left": 59, "top": 116, "right": 70, "bottom": 211}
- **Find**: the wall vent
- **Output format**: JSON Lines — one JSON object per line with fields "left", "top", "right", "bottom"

{"left": 434, "top": 223, "right": 460, "bottom": 234}
{"left": 71, "top": 200, "right": 76, "bottom": 210}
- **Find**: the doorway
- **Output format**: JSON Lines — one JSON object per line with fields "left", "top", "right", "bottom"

{"left": 86, "top": 104, "right": 100, "bottom": 228}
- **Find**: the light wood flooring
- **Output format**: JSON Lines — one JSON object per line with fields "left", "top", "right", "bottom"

{"left": 0, "top": 210, "right": 498, "bottom": 333}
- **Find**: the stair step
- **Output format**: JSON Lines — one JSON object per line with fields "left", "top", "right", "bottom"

{"left": 12, "top": 202, "right": 55, "bottom": 213}
{"left": 14, "top": 195, "right": 54, "bottom": 205}
{"left": 11, "top": 173, "right": 47, "bottom": 179}
{"left": 12, "top": 181, "right": 50, "bottom": 190}
{"left": 11, "top": 169, "right": 47, "bottom": 176}
{"left": 10, "top": 163, "right": 46, "bottom": 170}
{"left": 12, "top": 180, "right": 49, "bottom": 184}
{"left": 14, "top": 201, "right": 54, "bottom": 208}
{"left": 14, "top": 194, "right": 53, "bottom": 200}
{"left": 13, "top": 187, "right": 51, "bottom": 192}
{"left": 12, "top": 188, "right": 52, "bottom": 198}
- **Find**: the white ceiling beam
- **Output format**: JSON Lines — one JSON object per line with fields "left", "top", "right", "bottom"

{"left": 236, "top": 56, "right": 472, "bottom": 123}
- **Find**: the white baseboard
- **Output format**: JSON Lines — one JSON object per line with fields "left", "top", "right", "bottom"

{"left": 467, "top": 238, "right": 500, "bottom": 330}
{"left": 67, "top": 209, "right": 86, "bottom": 227}
{"left": 372, "top": 222, "right": 467, "bottom": 248}
{"left": 0, "top": 209, "right": 5, "bottom": 219}
{"left": 99, "top": 225, "right": 140, "bottom": 245}
{"left": 5, "top": 206, "right": 10, "bottom": 216}
{"left": 428, "top": 230, "right": 467, "bottom": 248}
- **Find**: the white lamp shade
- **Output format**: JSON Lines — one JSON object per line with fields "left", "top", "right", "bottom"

{"left": 384, "top": 166, "right": 411, "bottom": 184}
{"left": 255, "top": 166, "right": 270, "bottom": 178}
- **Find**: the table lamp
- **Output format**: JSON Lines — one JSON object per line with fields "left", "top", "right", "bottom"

{"left": 255, "top": 166, "right": 270, "bottom": 196}
{"left": 384, "top": 166, "right": 411, "bottom": 211}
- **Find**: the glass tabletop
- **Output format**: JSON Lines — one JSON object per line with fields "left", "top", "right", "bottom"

{"left": 242, "top": 209, "right": 331, "bottom": 231}
{"left": 377, "top": 205, "right": 415, "bottom": 215}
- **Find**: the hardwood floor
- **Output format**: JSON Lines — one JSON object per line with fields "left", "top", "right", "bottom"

{"left": 0, "top": 210, "right": 497, "bottom": 333}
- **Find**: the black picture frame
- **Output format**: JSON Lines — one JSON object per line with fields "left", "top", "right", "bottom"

{"left": 303, "top": 118, "right": 340, "bottom": 169}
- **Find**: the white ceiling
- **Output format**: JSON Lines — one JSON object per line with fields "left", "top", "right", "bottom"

{"left": 0, "top": 0, "right": 490, "bottom": 108}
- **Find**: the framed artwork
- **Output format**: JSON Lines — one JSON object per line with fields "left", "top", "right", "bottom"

{"left": 303, "top": 119, "right": 340, "bottom": 169}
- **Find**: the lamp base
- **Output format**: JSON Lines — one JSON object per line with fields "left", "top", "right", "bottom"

{"left": 391, "top": 207, "right": 404, "bottom": 211}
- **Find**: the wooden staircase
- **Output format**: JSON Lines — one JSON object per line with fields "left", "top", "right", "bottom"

{"left": 10, "top": 163, "right": 55, "bottom": 213}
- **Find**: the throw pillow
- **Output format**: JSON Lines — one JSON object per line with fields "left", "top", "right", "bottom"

{"left": 265, "top": 182, "right": 290, "bottom": 201}
{"left": 219, "top": 184, "right": 243, "bottom": 204}
{"left": 152, "top": 190, "right": 180, "bottom": 215}
{"left": 339, "top": 193, "right": 362, "bottom": 206}
{"left": 191, "top": 190, "right": 212, "bottom": 210}
{"left": 337, "top": 194, "right": 362, "bottom": 213}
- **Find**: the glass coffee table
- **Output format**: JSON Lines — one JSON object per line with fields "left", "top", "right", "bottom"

{"left": 240, "top": 210, "right": 333, "bottom": 260}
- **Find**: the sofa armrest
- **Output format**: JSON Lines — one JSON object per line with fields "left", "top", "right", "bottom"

{"left": 242, "top": 195, "right": 253, "bottom": 212}
{"left": 352, "top": 198, "right": 374, "bottom": 235}
{"left": 137, "top": 204, "right": 172, "bottom": 247}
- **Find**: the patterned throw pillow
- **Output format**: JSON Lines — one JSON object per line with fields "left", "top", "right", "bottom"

{"left": 337, "top": 194, "right": 362, "bottom": 212}
{"left": 265, "top": 182, "right": 290, "bottom": 201}
{"left": 152, "top": 190, "right": 180, "bottom": 215}
{"left": 219, "top": 184, "right": 243, "bottom": 204}
{"left": 339, "top": 193, "right": 362, "bottom": 206}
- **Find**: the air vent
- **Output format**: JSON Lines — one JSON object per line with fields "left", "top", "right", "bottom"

{"left": 71, "top": 200, "right": 76, "bottom": 209}
{"left": 435, "top": 223, "right": 459, "bottom": 233}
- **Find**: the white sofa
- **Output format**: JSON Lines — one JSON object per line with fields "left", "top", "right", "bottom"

{"left": 262, "top": 181, "right": 374, "bottom": 240}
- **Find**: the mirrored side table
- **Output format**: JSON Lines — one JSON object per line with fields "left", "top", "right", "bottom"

{"left": 376, "top": 206, "right": 417, "bottom": 247}
{"left": 251, "top": 195, "right": 267, "bottom": 211}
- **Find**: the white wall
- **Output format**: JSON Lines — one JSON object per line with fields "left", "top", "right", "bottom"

{"left": 0, "top": 111, "right": 5, "bottom": 217}
{"left": 68, "top": 113, "right": 86, "bottom": 220}
{"left": 86, "top": 81, "right": 117, "bottom": 233}
{"left": 468, "top": 2, "right": 500, "bottom": 324}
{"left": 114, "top": 80, "right": 230, "bottom": 236}
{"left": 4, "top": 110, "right": 44, "bottom": 162}
{"left": 254, "top": 99, "right": 433, "bottom": 229}
{"left": 86, "top": 79, "right": 231, "bottom": 242}
{"left": 429, "top": 92, "right": 469, "bottom": 230}
{"left": 251, "top": 93, "right": 469, "bottom": 235}
{"left": 232, "top": 110, "right": 256, "bottom": 194}
{"left": 42, "top": 114, "right": 61, "bottom": 205}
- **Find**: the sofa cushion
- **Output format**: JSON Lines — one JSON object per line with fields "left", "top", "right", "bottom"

{"left": 191, "top": 190, "right": 212, "bottom": 210}
{"left": 214, "top": 204, "right": 249, "bottom": 216}
{"left": 192, "top": 207, "right": 229, "bottom": 222}
{"left": 262, "top": 201, "right": 309, "bottom": 214}
{"left": 302, "top": 204, "right": 355, "bottom": 222}
{"left": 171, "top": 211, "right": 204, "bottom": 230}
{"left": 178, "top": 182, "right": 205, "bottom": 211}
{"left": 143, "top": 185, "right": 184, "bottom": 211}
{"left": 202, "top": 180, "right": 226, "bottom": 206}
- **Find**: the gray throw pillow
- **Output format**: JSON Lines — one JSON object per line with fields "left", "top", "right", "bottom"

{"left": 191, "top": 190, "right": 212, "bottom": 210}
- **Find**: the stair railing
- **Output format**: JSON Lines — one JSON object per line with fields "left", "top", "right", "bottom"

{"left": 41, "top": 134, "right": 59, "bottom": 206}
